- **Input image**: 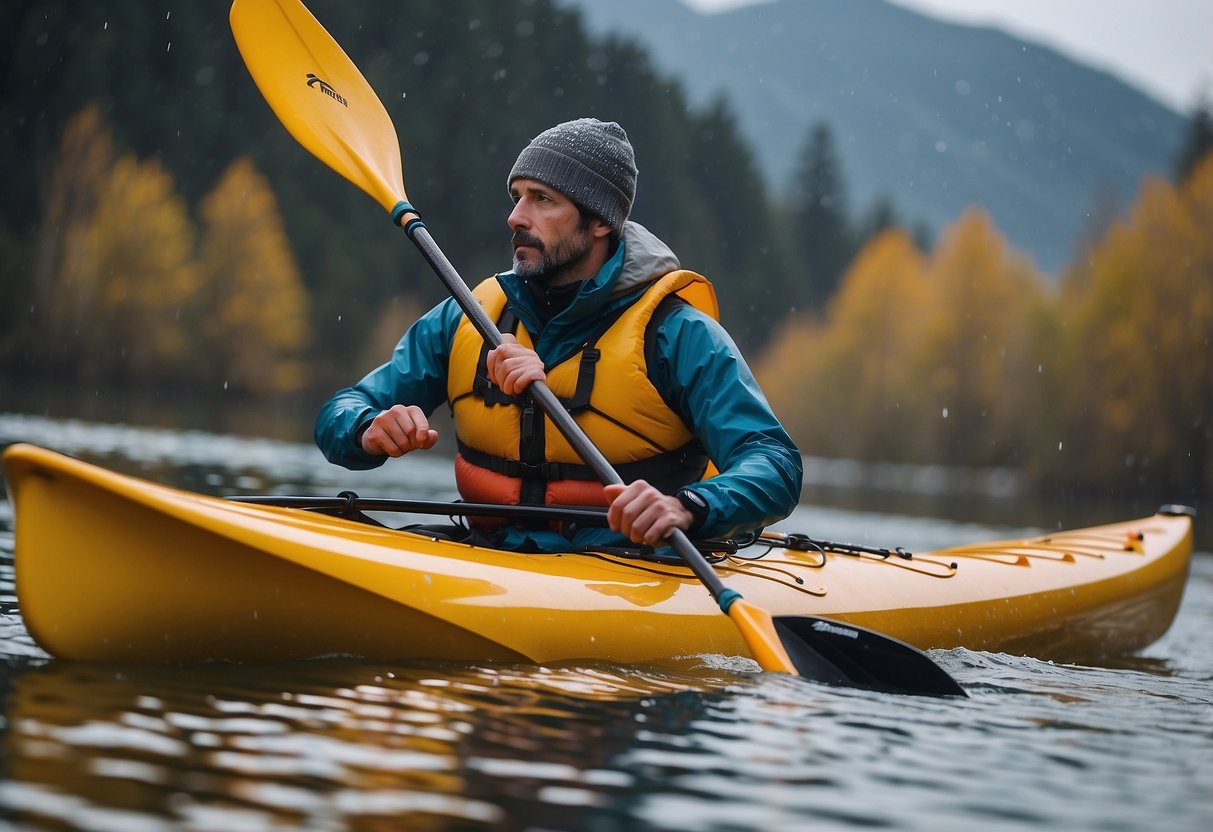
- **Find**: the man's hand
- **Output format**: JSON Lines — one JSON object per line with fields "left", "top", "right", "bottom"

{"left": 360, "top": 404, "right": 439, "bottom": 457}
{"left": 604, "top": 480, "right": 694, "bottom": 546}
{"left": 486, "top": 333, "right": 546, "bottom": 396}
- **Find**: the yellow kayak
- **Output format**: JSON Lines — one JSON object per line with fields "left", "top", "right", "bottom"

{"left": 3, "top": 443, "right": 1192, "bottom": 666}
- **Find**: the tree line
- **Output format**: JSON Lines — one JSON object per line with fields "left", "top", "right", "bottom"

{"left": 0, "top": 0, "right": 868, "bottom": 388}
{"left": 2, "top": 0, "right": 1210, "bottom": 502}
{"left": 756, "top": 141, "right": 1213, "bottom": 502}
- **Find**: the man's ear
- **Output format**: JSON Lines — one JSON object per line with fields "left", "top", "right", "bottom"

{"left": 590, "top": 217, "right": 613, "bottom": 239}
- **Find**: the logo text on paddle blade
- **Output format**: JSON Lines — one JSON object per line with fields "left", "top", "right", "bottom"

{"left": 306, "top": 73, "right": 348, "bottom": 107}
{"left": 812, "top": 620, "right": 859, "bottom": 639}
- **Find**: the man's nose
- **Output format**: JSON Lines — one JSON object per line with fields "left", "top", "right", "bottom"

{"left": 508, "top": 200, "right": 530, "bottom": 231}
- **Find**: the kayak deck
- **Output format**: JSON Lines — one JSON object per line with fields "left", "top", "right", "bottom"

{"left": 3, "top": 444, "right": 1193, "bottom": 665}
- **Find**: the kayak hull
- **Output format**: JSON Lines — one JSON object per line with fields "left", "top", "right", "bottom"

{"left": 3, "top": 444, "right": 1193, "bottom": 665}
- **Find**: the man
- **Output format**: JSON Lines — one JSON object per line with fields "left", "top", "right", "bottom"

{"left": 316, "top": 118, "right": 802, "bottom": 552}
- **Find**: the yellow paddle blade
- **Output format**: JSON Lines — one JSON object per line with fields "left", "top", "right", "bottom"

{"left": 726, "top": 598, "right": 798, "bottom": 675}
{"left": 230, "top": 0, "right": 406, "bottom": 213}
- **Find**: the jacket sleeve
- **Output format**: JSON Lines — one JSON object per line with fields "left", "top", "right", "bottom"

{"left": 650, "top": 305, "right": 803, "bottom": 538}
{"left": 314, "top": 298, "right": 464, "bottom": 469}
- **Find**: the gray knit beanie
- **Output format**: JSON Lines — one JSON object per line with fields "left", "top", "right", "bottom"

{"left": 508, "top": 118, "right": 637, "bottom": 231}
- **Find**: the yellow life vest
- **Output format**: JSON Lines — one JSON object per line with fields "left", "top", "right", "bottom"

{"left": 447, "top": 270, "right": 719, "bottom": 509}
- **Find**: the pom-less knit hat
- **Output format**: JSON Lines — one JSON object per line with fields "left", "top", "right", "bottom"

{"left": 508, "top": 118, "right": 637, "bottom": 231}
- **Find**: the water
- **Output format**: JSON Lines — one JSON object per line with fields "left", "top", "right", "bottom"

{"left": 1, "top": 414, "right": 1210, "bottom": 831}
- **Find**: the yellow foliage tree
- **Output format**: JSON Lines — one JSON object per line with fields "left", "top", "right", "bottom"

{"left": 37, "top": 105, "right": 116, "bottom": 368}
{"left": 50, "top": 145, "right": 201, "bottom": 383}
{"left": 197, "top": 157, "right": 310, "bottom": 395}
{"left": 757, "top": 211, "right": 1051, "bottom": 470}
{"left": 911, "top": 208, "right": 1049, "bottom": 466}
{"left": 1050, "top": 158, "right": 1213, "bottom": 496}
{"left": 807, "top": 228, "right": 929, "bottom": 460}
{"left": 754, "top": 312, "right": 823, "bottom": 449}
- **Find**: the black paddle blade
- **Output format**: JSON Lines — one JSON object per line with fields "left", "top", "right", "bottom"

{"left": 773, "top": 616, "right": 966, "bottom": 697}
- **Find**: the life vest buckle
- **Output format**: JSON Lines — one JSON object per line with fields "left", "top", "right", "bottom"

{"left": 499, "top": 458, "right": 563, "bottom": 480}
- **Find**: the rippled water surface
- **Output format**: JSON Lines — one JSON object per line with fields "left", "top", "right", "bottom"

{"left": 1, "top": 415, "right": 1210, "bottom": 831}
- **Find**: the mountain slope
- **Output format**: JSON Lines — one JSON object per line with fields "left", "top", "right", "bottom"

{"left": 559, "top": 0, "right": 1184, "bottom": 273}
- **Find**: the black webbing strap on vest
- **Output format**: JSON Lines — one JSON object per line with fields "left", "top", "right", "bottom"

{"left": 471, "top": 309, "right": 520, "bottom": 406}
{"left": 466, "top": 308, "right": 611, "bottom": 413}
{"left": 456, "top": 437, "right": 710, "bottom": 496}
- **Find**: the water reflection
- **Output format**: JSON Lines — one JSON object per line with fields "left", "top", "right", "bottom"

{"left": 1, "top": 659, "right": 739, "bottom": 830}
{"left": 3, "top": 640, "right": 1210, "bottom": 831}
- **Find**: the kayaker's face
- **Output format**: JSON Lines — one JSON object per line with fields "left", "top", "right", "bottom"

{"left": 508, "top": 179, "right": 610, "bottom": 285}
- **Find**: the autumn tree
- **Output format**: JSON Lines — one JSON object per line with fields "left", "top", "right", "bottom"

{"left": 800, "top": 228, "right": 929, "bottom": 461}
{"left": 1047, "top": 159, "right": 1213, "bottom": 499}
{"left": 72, "top": 155, "right": 201, "bottom": 383}
{"left": 196, "top": 158, "right": 310, "bottom": 395}
{"left": 32, "top": 108, "right": 311, "bottom": 398}
{"left": 753, "top": 313, "right": 823, "bottom": 451}
{"left": 31, "top": 104, "right": 116, "bottom": 373}
{"left": 37, "top": 107, "right": 201, "bottom": 384}
{"left": 911, "top": 208, "right": 1048, "bottom": 467}
{"left": 759, "top": 209, "right": 1051, "bottom": 469}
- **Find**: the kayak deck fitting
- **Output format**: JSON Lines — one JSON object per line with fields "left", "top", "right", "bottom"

{"left": 2, "top": 444, "right": 1193, "bottom": 666}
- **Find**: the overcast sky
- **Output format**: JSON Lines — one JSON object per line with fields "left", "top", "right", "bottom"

{"left": 681, "top": 0, "right": 1213, "bottom": 112}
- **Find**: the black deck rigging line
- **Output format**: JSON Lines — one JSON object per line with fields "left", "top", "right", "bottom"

{"left": 772, "top": 532, "right": 915, "bottom": 560}
{"left": 228, "top": 492, "right": 911, "bottom": 563}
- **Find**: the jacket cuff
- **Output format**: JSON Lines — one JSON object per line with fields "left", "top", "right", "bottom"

{"left": 353, "top": 417, "right": 375, "bottom": 453}
{"left": 674, "top": 487, "right": 710, "bottom": 534}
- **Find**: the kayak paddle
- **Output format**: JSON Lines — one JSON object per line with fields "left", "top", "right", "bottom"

{"left": 229, "top": 0, "right": 964, "bottom": 696}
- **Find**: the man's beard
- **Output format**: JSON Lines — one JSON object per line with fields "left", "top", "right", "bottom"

{"left": 511, "top": 223, "right": 594, "bottom": 285}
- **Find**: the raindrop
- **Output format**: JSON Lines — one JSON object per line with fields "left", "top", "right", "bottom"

{"left": 942, "top": 407, "right": 949, "bottom": 419}
{"left": 166, "top": 42, "right": 172, "bottom": 52}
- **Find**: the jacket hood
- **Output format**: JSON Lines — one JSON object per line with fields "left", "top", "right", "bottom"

{"left": 610, "top": 221, "right": 681, "bottom": 297}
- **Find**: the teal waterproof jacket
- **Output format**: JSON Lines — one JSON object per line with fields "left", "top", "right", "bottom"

{"left": 315, "top": 222, "right": 803, "bottom": 552}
